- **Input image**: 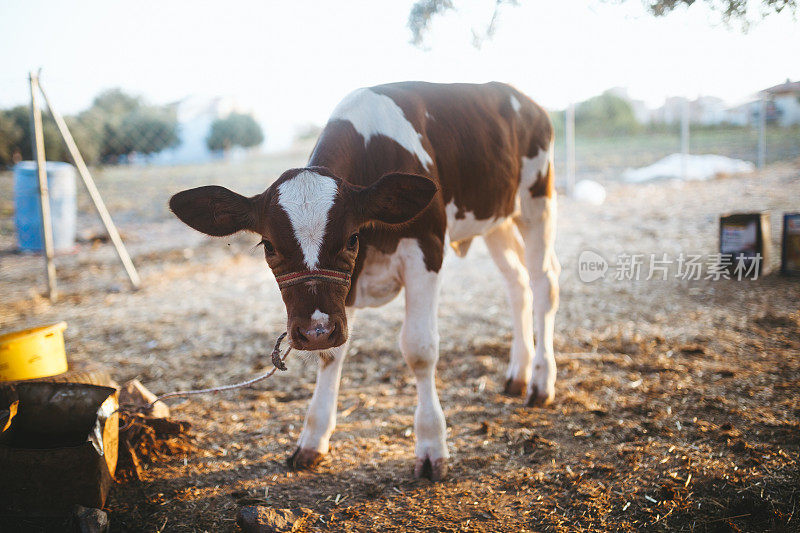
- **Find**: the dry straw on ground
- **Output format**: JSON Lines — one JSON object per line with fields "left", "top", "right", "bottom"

{"left": 1, "top": 157, "right": 798, "bottom": 531}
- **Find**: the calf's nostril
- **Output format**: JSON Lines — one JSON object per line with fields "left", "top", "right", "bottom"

{"left": 294, "top": 327, "right": 308, "bottom": 343}
{"left": 305, "top": 324, "right": 331, "bottom": 340}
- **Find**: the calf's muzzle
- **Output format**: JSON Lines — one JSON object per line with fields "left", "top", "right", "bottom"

{"left": 290, "top": 316, "right": 346, "bottom": 351}
{"left": 278, "top": 268, "right": 352, "bottom": 351}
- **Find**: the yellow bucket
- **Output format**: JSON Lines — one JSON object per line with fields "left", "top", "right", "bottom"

{"left": 0, "top": 322, "right": 68, "bottom": 382}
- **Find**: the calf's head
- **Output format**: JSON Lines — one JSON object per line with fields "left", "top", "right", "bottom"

{"left": 169, "top": 166, "right": 436, "bottom": 352}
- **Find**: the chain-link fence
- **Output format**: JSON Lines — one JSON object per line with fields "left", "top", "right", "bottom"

{"left": 2, "top": 78, "right": 800, "bottom": 308}
{"left": 554, "top": 123, "right": 800, "bottom": 187}
{"left": 551, "top": 91, "right": 800, "bottom": 189}
{"left": 3, "top": 81, "right": 798, "bottom": 185}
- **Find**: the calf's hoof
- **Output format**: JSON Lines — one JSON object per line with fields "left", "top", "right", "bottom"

{"left": 286, "top": 447, "right": 324, "bottom": 470}
{"left": 503, "top": 378, "right": 527, "bottom": 396}
{"left": 525, "top": 385, "right": 554, "bottom": 408}
{"left": 414, "top": 456, "right": 448, "bottom": 482}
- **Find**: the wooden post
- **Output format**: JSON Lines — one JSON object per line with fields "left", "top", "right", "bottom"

{"left": 757, "top": 95, "right": 767, "bottom": 169}
{"left": 38, "top": 81, "right": 142, "bottom": 289}
{"left": 681, "top": 98, "right": 690, "bottom": 181}
{"left": 29, "top": 71, "right": 57, "bottom": 301}
{"left": 565, "top": 101, "right": 576, "bottom": 196}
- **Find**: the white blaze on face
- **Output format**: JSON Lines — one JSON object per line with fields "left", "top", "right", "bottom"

{"left": 277, "top": 170, "right": 338, "bottom": 269}
{"left": 510, "top": 94, "right": 522, "bottom": 113}
{"left": 329, "top": 88, "right": 433, "bottom": 169}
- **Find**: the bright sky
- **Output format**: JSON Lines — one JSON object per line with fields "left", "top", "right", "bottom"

{"left": 1, "top": 0, "right": 797, "bottom": 149}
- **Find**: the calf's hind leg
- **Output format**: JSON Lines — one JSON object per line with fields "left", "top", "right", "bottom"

{"left": 483, "top": 219, "right": 535, "bottom": 396}
{"left": 516, "top": 195, "right": 560, "bottom": 407}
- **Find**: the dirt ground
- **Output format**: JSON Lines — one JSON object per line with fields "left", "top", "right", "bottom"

{"left": 1, "top": 157, "right": 798, "bottom": 532}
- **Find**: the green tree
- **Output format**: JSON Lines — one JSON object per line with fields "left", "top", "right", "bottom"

{"left": 408, "top": 0, "right": 796, "bottom": 46}
{"left": 64, "top": 114, "right": 101, "bottom": 164}
{"left": 206, "top": 112, "right": 264, "bottom": 152}
{"left": 0, "top": 110, "right": 24, "bottom": 167}
{"left": 575, "top": 91, "right": 640, "bottom": 136}
{"left": 78, "top": 88, "right": 178, "bottom": 161}
{"left": 88, "top": 88, "right": 141, "bottom": 118}
{"left": 0, "top": 88, "right": 177, "bottom": 167}
{"left": 643, "top": 0, "right": 795, "bottom": 22}
{"left": 0, "top": 105, "right": 72, "bottom": 165}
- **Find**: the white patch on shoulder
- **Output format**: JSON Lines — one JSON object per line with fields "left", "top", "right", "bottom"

{"left": 445, "top": 202, "right": 506, "bottom": 243}
{"left": 277, "top": 170, "right": 338, "bottom": 269}
{"left": 520, "top": 142, "right": 552, "bottom": 189}
{"left": 510, "top": 94, "right": 521, "bottom": 113}
{"left": 311, "top": 309, "right": 329, "bottom": 325}
{"left": 330, "top": 88, "right": 433, "bottom": 169}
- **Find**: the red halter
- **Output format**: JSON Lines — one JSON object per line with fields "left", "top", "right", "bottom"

{"left": 275, "top": 268, "right": 351, "bottom": 290}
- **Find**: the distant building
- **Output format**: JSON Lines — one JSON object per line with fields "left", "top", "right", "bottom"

{"left": 723, "top": 101, "right": 756, "bottom": 126}
{"left": 691, "top": 96, "right": 727, "bottom": 125}
{"left": 761, "top": 79, "right": 800, "bottom": 127}
{"left": 581, "top": 82, "right": 800, "bottom": 128}
{"left": 651, "top": 96, "right": 728, "bottom": 126}
{"left": 651, "top": 96, "right": 687, "bottom": 125}
{"left": 720, "top": 80, "right": 799, "bottom": 127}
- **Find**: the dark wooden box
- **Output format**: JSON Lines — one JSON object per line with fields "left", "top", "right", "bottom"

{"left": 0, "top": 381, "right": 119, "bottom": 516}
{"left": 719, "top": 212, "right": 771, "bottom": 276}
{"left": 781, "top": 213, "right": 800, "bottom": 276}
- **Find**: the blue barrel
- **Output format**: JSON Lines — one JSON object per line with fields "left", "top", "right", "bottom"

{"left": 13, "top": 161, "right": 77, "bottom": 252}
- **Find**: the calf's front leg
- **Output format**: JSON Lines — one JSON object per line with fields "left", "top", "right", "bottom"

{"left": 400, "top": 245, "right": 448, "bottom": 481}
{"left": 287, "top": 338, "right": 350, "bottom": 470}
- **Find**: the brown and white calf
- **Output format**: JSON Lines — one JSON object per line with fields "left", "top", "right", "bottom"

{"left": 170, "top": 81, "right": 560, "bottom": 480}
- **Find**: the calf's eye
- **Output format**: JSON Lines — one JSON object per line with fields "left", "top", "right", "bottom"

{"left": 261, "top": 239, "right": 275, "bottom": 255}
{"left": 347, "top": 233, "right": 359, "bottom": 250}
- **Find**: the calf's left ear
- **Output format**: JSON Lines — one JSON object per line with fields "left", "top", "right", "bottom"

{"left": 356, "top": 173, "right": 438, "bottom": 225}
{"left": 169, "top": 185, "right": 257, "bottom": 236}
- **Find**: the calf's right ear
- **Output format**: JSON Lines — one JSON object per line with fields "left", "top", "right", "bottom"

{"left": 169, "top": 185, "right": 257, "bottom": 236}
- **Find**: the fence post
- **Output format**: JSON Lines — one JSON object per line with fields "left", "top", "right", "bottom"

{"left": 757, "top": 95, "right": 766, "bottom": 169}
{"left": 38, "top": 80, "right": 142, "bottom": 289}
{"left": 565, "top": 101, "right": 576, "bottom": 196}
{"left": 29, "top": 71, "right": 57, "bottom": 301}
{"left": 680, "top": 98, "right": 690, "bottom": 181}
